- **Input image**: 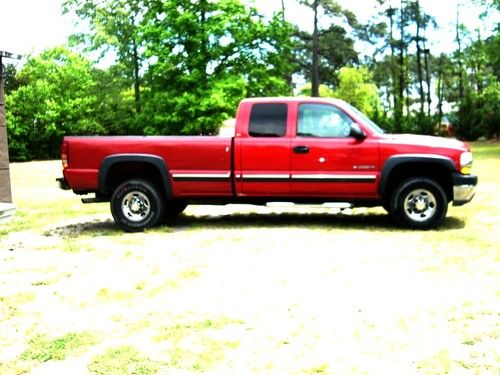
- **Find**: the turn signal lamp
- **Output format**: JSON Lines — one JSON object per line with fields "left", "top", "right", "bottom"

{"left": 460, "top": 152, "right": 473, "bottom": 175}
{"left": 61, "top": 141, "right": 69, "bottom": 169}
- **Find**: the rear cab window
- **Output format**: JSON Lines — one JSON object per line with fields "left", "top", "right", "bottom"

{"left": 249, "top": 103, "right": 288, "bottom": 137}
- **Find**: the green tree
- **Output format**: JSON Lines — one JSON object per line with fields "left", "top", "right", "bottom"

{"left": 406, "top": 0, "right": 436, "bottom": 118}
{"left": 444, "top": 0, "right": 500, "bottom": 140}
{"left": 484, "top": 34, "right": 500, "bottom": 80}
{"left": 295, "top": 0, "right": 359, "bottom": 96}
{"left": 297, "top": 83, "right": 334, "bottom": 97}
{"left": 6, "top": 47, "right": 102, "bottom": 161}
{"left": 297, "top": 67, "right": 382, "bottom": 122}
{"left": 452, "top": 35, "right": 500, "bottom": 140}
{"left": 140, "top": 0, "right": 292, "bottom": 135}
{"left": 363, "top": 1, "right": 412, "bottom": 132}
{"left": 333, "top": 67, "right": 382, "bottom": 117}
{"left": 91, "top": 64, "right": 137, "bottom": 135}
{"left": 245, "top": 12, "right": 296, "bottom": 97}
{"left": 3, "top": 64, "right": 21, "bottom": 94}
{"left": 63, "top": 0, "right": 146, "bottom": 113}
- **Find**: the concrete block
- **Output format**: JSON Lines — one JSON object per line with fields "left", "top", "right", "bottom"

{"left": 0, "top": 202, "right": 16, "bottom": 223}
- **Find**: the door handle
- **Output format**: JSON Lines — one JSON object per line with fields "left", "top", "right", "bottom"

{"left": 293, "top": 145, "right": 309, "bottom": 154}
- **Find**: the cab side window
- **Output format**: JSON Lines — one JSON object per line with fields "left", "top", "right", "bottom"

{"left": 249, "top": 103, "right": 288, "bottom": 137}
{"left": 297, "top": 104, "right": 353, "bottom": 138}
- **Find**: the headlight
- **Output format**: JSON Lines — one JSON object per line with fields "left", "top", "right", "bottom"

{"left": 460, "top": 152, "right": 473, "bottom": 174}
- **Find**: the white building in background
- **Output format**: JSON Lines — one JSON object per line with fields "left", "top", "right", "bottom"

{"left": 219, "top": 118, "right": 236, "bottom": 137}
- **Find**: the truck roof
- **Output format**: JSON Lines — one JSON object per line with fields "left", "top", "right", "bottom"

{"left": 240, "top": 97, "right": 349, "bottom": 106}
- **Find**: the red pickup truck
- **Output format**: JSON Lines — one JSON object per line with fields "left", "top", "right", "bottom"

{"left": 58, "top": 97, "right": 477, "bottom": 231}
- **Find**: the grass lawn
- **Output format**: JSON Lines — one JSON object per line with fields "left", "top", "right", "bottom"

{"left": 0, "top": 142, "right": 498, "bottom": 374}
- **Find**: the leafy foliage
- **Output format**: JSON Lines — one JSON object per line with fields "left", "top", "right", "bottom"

{"left": 60, "top": 0, "right": 293, "bottom": 137}
{"left": 294, "top": 0, "right": 359, "bottom": 96}
{"left": 333, "top": 67, "right": 382, "bottom": 117}
{"left": 298, "top": 66, "right": 382, "bottom": 120}
{"left": 453, "top": 81, "right": 500, "bottom": 140}
{"left": 63, "top": 0, "right": 146, "bottom": 113}
{"left": 364, "top": 0, "right": 499, "bottom": 139}
{"left": 6, "top": 48, "right": 103, "bottom": 160}
{"left": 3, "top": 0, "right": 499, "bottom": 162}
{"left": 140, "top": 0, "right": 292, "bottom": 134}
{"left": 3, "top": 64, "right": 21, "bottom": 94}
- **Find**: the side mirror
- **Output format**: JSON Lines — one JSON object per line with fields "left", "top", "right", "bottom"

{"left": 350, "top": 123, "right": 366, "bottom": 141}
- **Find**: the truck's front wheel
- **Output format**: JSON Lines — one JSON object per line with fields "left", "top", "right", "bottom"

{"left": 110, "top": 179, "right": 164, "bottom": 232}
{"left": 390, "top": 177, "right": 448, "bottom": 230}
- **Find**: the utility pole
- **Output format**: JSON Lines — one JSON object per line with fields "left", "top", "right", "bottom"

{"left": 0, "top": 50, "right": 22, "bottom": 222}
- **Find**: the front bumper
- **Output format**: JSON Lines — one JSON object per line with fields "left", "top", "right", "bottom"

{"left": 452, "top": 173, "right": 478, "bottom": 206}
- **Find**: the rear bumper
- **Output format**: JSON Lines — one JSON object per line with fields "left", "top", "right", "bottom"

{"left": 452, "top": 173, "right": 478, "bottom": 206}
{"left": 57, "top": 177, "right": 71, "bottom": 190}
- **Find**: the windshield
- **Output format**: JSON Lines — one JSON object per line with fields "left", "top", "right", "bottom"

{"left": 345, "top": 103, "right": 385, "bottom": 134}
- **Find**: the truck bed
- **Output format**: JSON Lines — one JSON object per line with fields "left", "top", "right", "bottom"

{"left": 64, "top": 136, "right": 233, "bottom": 197}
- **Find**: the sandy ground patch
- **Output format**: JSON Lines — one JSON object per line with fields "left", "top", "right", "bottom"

{"left": 1, "top": 159, "right": 498, "bottom": 374}
{"left": 1, "top": 206, "right": 498, "bottom": 374}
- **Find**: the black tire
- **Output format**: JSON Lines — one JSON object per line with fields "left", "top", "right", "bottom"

{"left": 390, "top": 177, "right": 448, "bottom": 230}
{"left": 110, "top": 179, "right": 164, "bottom": 232}
{"left": 164, "top": 200, "right": 188, "bottom": 219}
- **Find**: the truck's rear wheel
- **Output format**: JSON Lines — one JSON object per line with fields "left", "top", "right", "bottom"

{"left": 110, "top": 179, "right": 164, "bottom": 232}
{"left": 390, "top": 177, "right": 448, "bottom": 229}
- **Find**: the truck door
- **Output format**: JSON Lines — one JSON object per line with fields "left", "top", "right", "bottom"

{"left": 235, "top": 102, "right": 291, "bottom": 196}
{"left": 290, "top": 103, "right": 379, "bottom": 198}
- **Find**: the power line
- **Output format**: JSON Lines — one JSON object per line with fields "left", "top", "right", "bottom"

{"left": 0, "top": 51, "right": 23, "bottom": 60}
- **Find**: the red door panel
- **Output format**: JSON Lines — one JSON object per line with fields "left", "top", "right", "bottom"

{"left": 291, "top": 137, "right": 380, "bottom": 197}
{"left": 237, "top": 138, "right": 291, "bottom": 196}
{"left": 290, "top": 103, "right": 380, "bottom": 198}
{"left": 234, "top": 102, "right": 291, "bottom": 197}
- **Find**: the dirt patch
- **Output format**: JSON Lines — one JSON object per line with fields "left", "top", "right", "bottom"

{"left": 1, "top": 206, "right": 498, "bottom": 374}
{"left": 1, "top": 156, "right": 499, "bottom": 374}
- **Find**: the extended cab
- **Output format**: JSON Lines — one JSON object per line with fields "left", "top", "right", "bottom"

{"left": 58, "top": 97, "right": 477, "bottom": 231}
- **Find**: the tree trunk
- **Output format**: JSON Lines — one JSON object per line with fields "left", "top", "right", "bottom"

{"left": 388, "top": 7, "right": 396, "bottom": 112}
{"left": 455, "top": 1, "right": 464, "bottom": 129}
{"left": 395, "top": 1, "right": 406, "bottom": 132}
{"left": 437, "top": 54, "right": 444, "bottom": 125}
{"left": 311, "top": 0, "right": 320, "bottom": 97}
{"left": 132, "top": 39, "right": 141, "bottom": 114}
{"left": 415, "top": 1, "right": 425, "bottom": 115}
{"left": 456, "top": 2, "right": 464, "bottom": 101}
{"left": 281, "top": 0, "right": 294, "bottom": 95}
{"left": 475, "top": 31, "right": 484, "bottom": 94}
{"left": 200, "top": 0, "right": 209, "bottom": 87}
{"left": 424, "top": 47, "right": 432, "bottom": 117}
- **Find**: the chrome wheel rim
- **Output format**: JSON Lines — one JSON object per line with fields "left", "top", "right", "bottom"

{"left": 403, "top": 188, "right": 437, "bottom": 222}
{"left": 121, "top": 191, "right": 151, "bottom": 222}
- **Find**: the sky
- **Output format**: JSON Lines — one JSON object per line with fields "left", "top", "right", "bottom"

{"left": 0, "top": 0, "right": 497, "bottom": 64}
{"left": 253, "top": 0, "right": 496, "bottom": 55}
{"left": 0, "top": 0, "right": 71, "bottom": 57}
